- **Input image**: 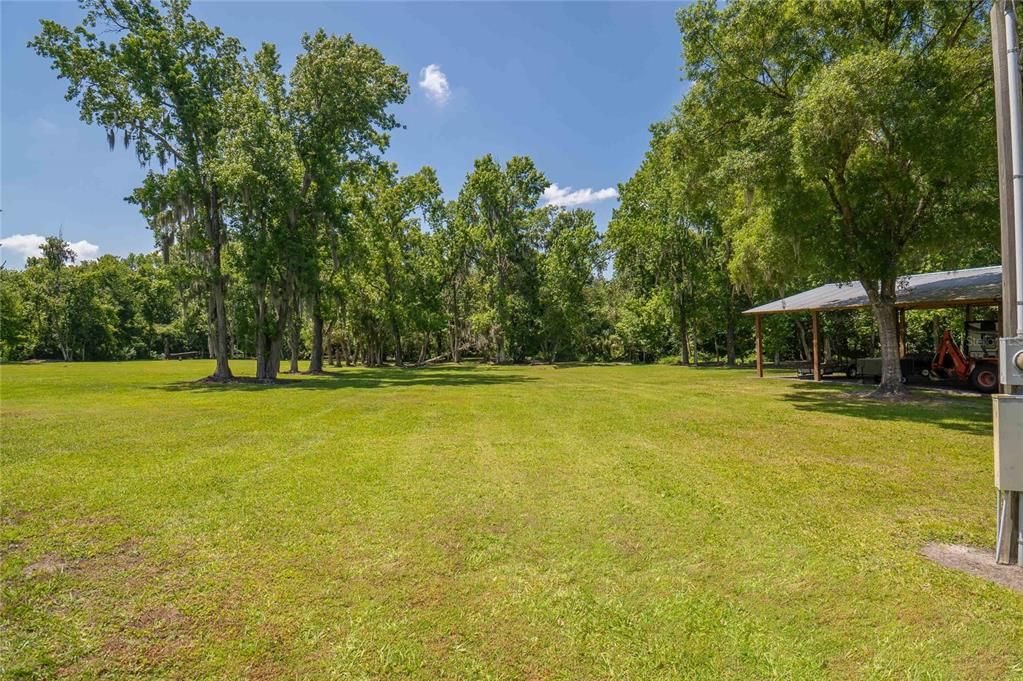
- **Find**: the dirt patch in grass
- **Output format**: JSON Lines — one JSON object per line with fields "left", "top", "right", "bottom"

{"left": 59, "top": 605, "right": 196, "bottom": 678}
{"left": 133, "top": 604, "right": 191, "bottom": 630}
{"left": 921, "top": 543, "right": 1023, "bottom": 594}
{"left": 55, "top": 542, "right": 202, "bottom": 677}
{"left": 23, "top": 552, "right": 70, "bottom": 577}
{"left": 1, "top": 507, "right": 30, "bottom": 526}
{"left": 75, "top": 539, "right": 148, "bottom": 582}
{"left": 74, "top": 514, "right": 120, "bottom": 528}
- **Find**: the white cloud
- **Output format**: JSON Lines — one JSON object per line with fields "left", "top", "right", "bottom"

{"left": 70, "top": 240, "right": 101, "bottom": 261}
{"left": 0, "top": 234, "right": 46, "bottom": 261}
{"left": 0, "top": 233, "right": 101, "bottom": 265}
{"left": 541, "top": 183, "right": 619, "bottom": 208}
{"left": 418, "top": 64, "right": 451, "bottom": 104}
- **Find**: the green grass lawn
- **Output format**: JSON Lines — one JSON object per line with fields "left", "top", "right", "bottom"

{"left": 2, "top": 361, "right": 1020, "bottom": 679}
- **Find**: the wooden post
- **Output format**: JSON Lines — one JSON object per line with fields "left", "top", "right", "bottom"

{"left": 897, "top": 309, "right": 906, "bottom": 359}
{"left": 811, "top": 311, "right": 821, "bottom": 382}
{"left": 755, "top": 314, "right": 764, "bottom": 378}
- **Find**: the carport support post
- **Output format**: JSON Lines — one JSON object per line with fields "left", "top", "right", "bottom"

{"left": 755, "top": 314, "right": 764, "bottom": 378}
{"left": 811, "top": 311, "right": 821, "bottom": 382}
{"left": 897, "top": 309, "right": 906, "bottom": 358}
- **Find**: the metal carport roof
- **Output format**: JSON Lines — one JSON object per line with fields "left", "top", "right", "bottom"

{"left": 743, "top": 265, "right": 1002, "bottom": 316}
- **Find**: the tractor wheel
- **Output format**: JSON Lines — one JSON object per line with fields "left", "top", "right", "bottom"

{"left": 969, "top": 365, "right": 998, "bottom": 393}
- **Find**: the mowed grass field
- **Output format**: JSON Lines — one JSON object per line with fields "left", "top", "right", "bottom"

{"left": 1, "top": 361, "right": 1021, "bottom": 680}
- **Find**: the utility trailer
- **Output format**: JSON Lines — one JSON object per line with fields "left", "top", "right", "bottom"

{"left": 796, "top": 360, "right": 857, "bottom": 379}
{"left": 855, "top": 355, "right": 933, "bottom": 384}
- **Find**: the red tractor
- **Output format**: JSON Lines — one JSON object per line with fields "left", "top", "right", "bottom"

{"left": 931, "top": 329, "right": 999, "bottom": 393}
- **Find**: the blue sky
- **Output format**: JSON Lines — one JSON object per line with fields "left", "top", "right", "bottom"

{"left": 1, "top": 1, "right": 687, "bottom": 266}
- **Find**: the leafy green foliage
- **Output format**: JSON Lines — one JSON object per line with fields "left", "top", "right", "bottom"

{"left": 538, "top": 210, "right": 602, "bottom": 361}
{"left": 456, "top": 155, "right": 549, "bottom": 362}
{"left": 345, "top": 164, "right": 443, "bottom": 366}
{"left": 672, "top": 0, "right": 998, "bottom": 390}
{"left": 31, "top": 0, "right": 246, "bottom": 377}
{"left": 1, "top": 249, "right": 195, "bottom": 361}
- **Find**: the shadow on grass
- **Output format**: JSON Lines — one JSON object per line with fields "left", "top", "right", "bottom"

{"left": 780, "top": 381, "right": 992, "bottom": 436}
{"left": 155, "top": 365, "right": 537, "bottom": 392}
{"left": 547, "top": 361, "right": 753, "bottom": 370}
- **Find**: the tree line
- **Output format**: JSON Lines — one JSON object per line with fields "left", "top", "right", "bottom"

{"left": 631, "top": 0, "right": 1000, "bottom": 394}
{"left": 0, "top": 230, "right": 985, "bottom": 370}
{"left": 5, "top": 0, "right": 1002, "bottom": 388}
{"left": 18, "top": 2, "right": 587, "bottom": 377}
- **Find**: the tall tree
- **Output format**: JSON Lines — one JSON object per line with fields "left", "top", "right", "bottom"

{"left": 288, "top": 30, "right": 409, "bottom": 373}
{"left": 676, "top": 0, "right": 997, "bottom": 393}
{"left": 607, "top": 137, "right": 706, "bottom": 365}
{"left": 32, "top": 237, "right": 77, "bottom": 361}
{"left": 349, "top": 164, "right": 443, "bottom": 366}
{"left": 216, "top": 42, "right": 307, "bottom": 381}
{"left": 32, "top": 0, "right": 244, "bottom": 379}
{"left": 456, "top": 155, "right": 548, "bottom": 363}
{"left": 538, "top": 209, "right": 602, "bottom": 362}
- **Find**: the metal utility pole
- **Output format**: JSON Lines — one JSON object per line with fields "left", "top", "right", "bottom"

{"left": 991, "top": 0, "right": 1023, "bottom": 566}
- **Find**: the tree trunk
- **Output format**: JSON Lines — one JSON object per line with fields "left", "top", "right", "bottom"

{"left": 492, "top": 325, "right": 506, "bottom": 364}
{"left": 389, "top": 313, "right": 403, "bottom": 367}
{"left": 795, "top": 320, "right": 811, "bottom": 362}
{"left": 725, "top": 302, "right": 737, "bottom": 367}
{"left": 342, "top": 336, "right": 353, "bottom": 366}
{"left": 206, "top": 295, "right": 216, "bottom": 360}
{"left": 450, "top": 327, "right": 461, "bottom": 363}
{"left": 309, "top": 311, "right": 324, "bottom": 373}
{"left": 418, "top": 335, "right": 429, "bottom": 364}
{"left": 205, "top": 205, "right": 233, "bottom": 378}
{"left": 255, "top": 307, "right": 268, "bottom": 380}
{"left": 210, "top": 271, "right": 232, "bottom": 379}
{"left": 450, "top": 280, "right": 462, "bottom": 363}
{"left": 289, "top": 321, "right": 300, "bottom": 374}
{"left": 679, "top": 316, "right": 691, "bottom": 366}
{"left": 865, "top": 278, "right": 904, "bottom": 395}
{"left": 495, "top": 334, "right": 506, "bottom": 364}
{"left": 254, "top": 293, "right": 286, "bottom": 382}
{"left": 676, "top": 290, "right": 691, "bottom": 365}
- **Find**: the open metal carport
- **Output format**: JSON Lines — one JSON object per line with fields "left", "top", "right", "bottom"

{"left": 742, "top": 265, "right": 1003, "bottom": 380}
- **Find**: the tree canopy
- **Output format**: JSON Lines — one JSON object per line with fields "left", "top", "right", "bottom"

{"left": 14, "top": 0, "right": 1001, "bottom": 384}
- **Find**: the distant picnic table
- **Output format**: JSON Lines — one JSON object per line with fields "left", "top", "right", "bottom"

{"left": 167, "top": 351, "right": 201, "bottom": 360}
